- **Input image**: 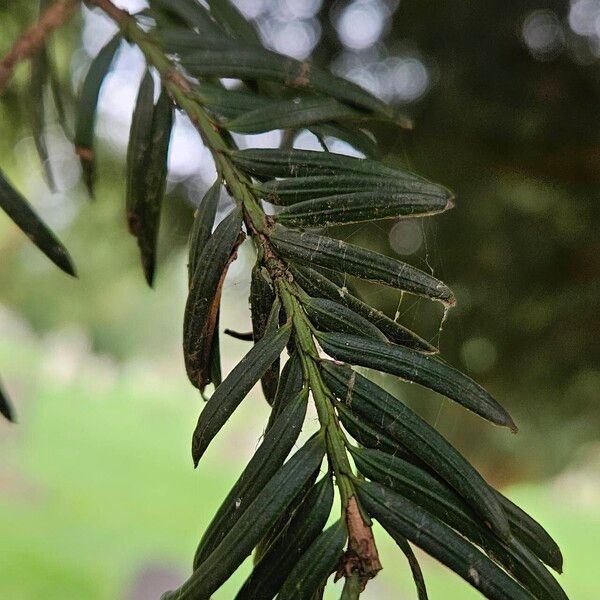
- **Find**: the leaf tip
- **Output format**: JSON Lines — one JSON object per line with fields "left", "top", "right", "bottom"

{"left": 51, "top": 245, "right": 77, "bottom": 278}
{"left": 1, "top": 405, "right": 16, "bottom": 424}
{"left": 61, "top": 255, "right": 78, "bottom": 278}
{"left": 192, "top": 444, "right": 201, "bottom": 468}
{"left": 143, "top": 262, "right": 155, "bottom": 288}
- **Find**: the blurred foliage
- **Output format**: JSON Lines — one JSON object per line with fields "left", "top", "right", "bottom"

{"left": 0, "top": 0, "right": 598, "bottom": 481}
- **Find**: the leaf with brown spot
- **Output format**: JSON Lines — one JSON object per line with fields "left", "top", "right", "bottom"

{"left": 74, "top": 33, "right": 121, "bottom": 195}
{"left": 183, "top": 208, "right": 243, "bottom": 391}
{"left": 250, "top": 263, "right": 279, "bottom": 404}
{"left": 181, "top": 48, "right": 389, "bottom": 116}
{"left": 134, "top": 85, "right": 173, "bottom": 286}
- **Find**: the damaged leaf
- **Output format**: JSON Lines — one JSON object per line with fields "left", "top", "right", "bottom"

{"left": 74, "top": 33, "right": 121, "bottom": 194}
{"left": 183, "top": 208, "right": 243, "bottom": 391}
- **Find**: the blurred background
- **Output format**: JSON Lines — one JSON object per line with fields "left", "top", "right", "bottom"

{"left": 0, "top": 0, "right": 599, "bottom": 598}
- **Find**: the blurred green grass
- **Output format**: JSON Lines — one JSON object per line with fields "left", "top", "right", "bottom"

{"left": 0, "top": 333, "right": 598, "bottom": 600}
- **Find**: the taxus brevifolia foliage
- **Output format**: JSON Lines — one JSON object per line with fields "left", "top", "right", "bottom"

{"left": 0, "top": 1, "right": 567, "bottom": 599}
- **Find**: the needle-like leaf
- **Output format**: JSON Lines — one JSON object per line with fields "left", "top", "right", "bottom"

{"left": 255, "top": 175, "right": 425, "bottom": 206}
{"left": 181, "top": 49, "right": 389, "bottom": 116}
{"left": 321, "top": 361, "right": 512, "bottom": 539}
{"left": 277, "top": 519, "right": 347, "bottom": 600}
{"left": 276, "top": 187, "right": 454, "bottom": 228}
{"left": 319, "top": 334, "right": 515, "bottom": 431}
{"left": 289, "top": 264, "right": 436, "bottom": 352}
{"left": 229, "top": 148, "right": 422, "bottom": 180}
{"left": 183, "top": 208, "right": 244, "bottom": 391}
{"left": 208, "top": 0, "right": 262, "bottom": 46}
{"left": 394, "top": 535, "right": 429, "bottom": 600}
{"left": 193, "top": 387, "right": 308, "bottom": 568}
{"left": 163, "top": 433, "right": 326, "bottom": 600}
{"left": 301, "top": 296, "right": 387, "bottom": 341}
{"left": 250, "top": 264, "right": 279, "bottom": 404}
{"left": 134, "top": 86, "right": 173, "bottom": 285}
{"left": 188, "top": 82, "right": 269, "bottom": 119}
{"left": 225, "top": 96, "right": 363, "bottom": 134}
{"left": 357, "top": 481, "right": 533, "bottom": 600}
{"left": 266, "top": 352, "right": 304, "bottom": 432}
{"left": 29, "top": 46, "right": 56, "bottom": 191}
{"left": 336, "top": 403, "right": 420, "bottom": 465}
{"left": 188, "top": 180, "right": 222, "bottom": 284}
{"left": 235, "top": 475, "right": 334, "bottom": 599}
{"left": 126, "top": 71, "right": 154, "bottom": 220}
{"left": 74, "top": 33, "right": 121, "bottom": 194}
{"left": 309, "top": 123, "right": 379, "bottom": 158}
{"left": 191, "top": 322, "right": 291, "bottom": 465}
{"left": 0, "top": 171, "right": 75, "bottom": 276}
{"left": 150, "top": 0, "right": 224, "bottom": 35}
{"left": 496, "top": 493, "right": 563, "bottom": 573}
{"left": 271, "top": 226, "right": 455, "bottom": 307}
{"left": 352, "top": 448, "right": 568, "bottom": 599}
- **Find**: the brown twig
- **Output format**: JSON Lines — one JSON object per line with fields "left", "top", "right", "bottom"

{"left": 0, "top": 0, "right": 80, "bottom": 94}
{"left": 340, "top": 496, "right": 383, "bottom": 588}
